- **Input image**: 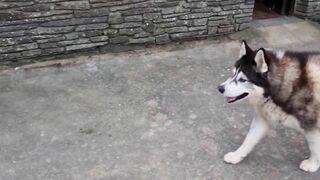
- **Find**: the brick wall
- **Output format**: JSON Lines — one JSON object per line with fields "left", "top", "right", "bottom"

{"left": 295, "top": 0, "right": 320, "bottom": 21}
{"left": 0, "top": 0, "right": 254, "bottom": 66}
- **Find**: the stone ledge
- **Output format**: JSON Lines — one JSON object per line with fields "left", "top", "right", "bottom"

{"left": 0, "top": 0, "right": 256, "bottom": 65}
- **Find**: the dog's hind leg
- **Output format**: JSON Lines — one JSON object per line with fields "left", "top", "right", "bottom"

{"left": 300, "top": 129, "right": 320, "bottom": 172}
{"left": 224, "top": 115, "right": 269, "bottom": 164}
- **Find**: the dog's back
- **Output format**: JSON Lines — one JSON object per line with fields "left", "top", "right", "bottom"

{"left": 266, "top": 51, "right": 320, "bottom": 130}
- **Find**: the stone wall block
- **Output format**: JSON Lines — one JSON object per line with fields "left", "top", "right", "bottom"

{"left": 0, "top": 0, "right": 257, "bottom": 65}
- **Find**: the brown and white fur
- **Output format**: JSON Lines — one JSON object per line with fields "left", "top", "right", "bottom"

{"left": 218, "top": 41, "right": 320, "bottom": 172}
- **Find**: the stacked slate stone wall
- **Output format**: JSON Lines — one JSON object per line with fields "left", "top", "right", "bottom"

{"left": 0, "top": 0, "right": 254, "bottom": 66}
{"left": 294, "top": 0, "right": 320, "bottom": 21}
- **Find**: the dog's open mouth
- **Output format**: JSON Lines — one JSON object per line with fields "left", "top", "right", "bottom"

{"left": 226, "top": 93, "right": 249, "bottom": 103}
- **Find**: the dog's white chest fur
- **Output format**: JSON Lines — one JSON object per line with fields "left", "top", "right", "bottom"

{"left": 257, "top": 100, "right": 303, "bottom": 131}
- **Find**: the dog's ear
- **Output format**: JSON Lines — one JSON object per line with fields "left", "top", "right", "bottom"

{"left": 254, "top": 48, "right": 268, "bottom": 73}
{"left": 239, "top": 40, "right": 252, "bottom": 57}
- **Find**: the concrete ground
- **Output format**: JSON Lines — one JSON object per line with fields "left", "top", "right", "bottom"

{"left": 1, "top": 17, "right": 320, "bottom": 180}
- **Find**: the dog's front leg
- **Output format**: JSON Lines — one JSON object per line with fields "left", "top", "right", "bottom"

{"left": 299, "top": 129, "right": 320, "bottom": 172}
{"left": 224, "top": 115, "right": 269, "bottom": 164}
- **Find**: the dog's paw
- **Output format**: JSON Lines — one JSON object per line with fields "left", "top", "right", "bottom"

{"left": 299, "top": 159, "right": 320, "bottom": 172}
{"left": 223, "top": 152, "right": 244, "bottom": 164}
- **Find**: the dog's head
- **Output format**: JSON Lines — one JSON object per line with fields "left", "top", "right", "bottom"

{"left": 217, "top": 41, "right": 270, "bottom": 103}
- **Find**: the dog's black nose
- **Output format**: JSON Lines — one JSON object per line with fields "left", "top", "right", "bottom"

{"left": 217, "top": 85, "right": 225, "bottom": 94}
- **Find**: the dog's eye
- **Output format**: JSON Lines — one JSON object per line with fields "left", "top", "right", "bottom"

{"left": 238, "top": 78, "right": 247, "bottom": 82}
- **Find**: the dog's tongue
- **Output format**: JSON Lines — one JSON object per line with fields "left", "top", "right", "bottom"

{"left": 226, "top": 97, "right": 236, "bottom": 103}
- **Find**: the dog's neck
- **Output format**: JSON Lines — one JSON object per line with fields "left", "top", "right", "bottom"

{"left": 248, "top": 95, "right": 269, "bottom": 106}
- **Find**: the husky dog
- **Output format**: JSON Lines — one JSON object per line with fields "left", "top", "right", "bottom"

{"left": 218, "top": 40, "right": 320, "bottom": 172}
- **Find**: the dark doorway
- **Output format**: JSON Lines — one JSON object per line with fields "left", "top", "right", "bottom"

{"left": 253, "top": 0, "right": 296, "bottom": 19}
